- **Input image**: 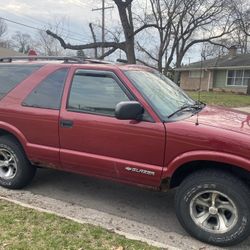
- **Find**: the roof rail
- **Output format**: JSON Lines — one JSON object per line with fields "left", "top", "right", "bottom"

{"left": 0, "top": 56, "right": 84, "bottom": 63}
{"left": 84, "top": 58, "right": 114, "bottom": 64}
{"left": 0, "top": 56, "right": 116, "bottom": 65}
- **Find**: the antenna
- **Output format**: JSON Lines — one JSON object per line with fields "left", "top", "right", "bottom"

{"left": 196, "top": 43, "right": 205, "bottom": 126}
{"left": 198, "top": 50, "right": 204, "bottom": 102}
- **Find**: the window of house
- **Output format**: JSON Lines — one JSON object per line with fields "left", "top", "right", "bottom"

{"left": 67, "top": 71, "right": 130, "bottom": 116}
{"left": 0, "top": 65, "right": 42, "bottom": 99}
{"left": 22, "top": 68, "right": 69, "bottom": 109}
{"left": 227, "top": 70, "right": 250, "bottom": 86}
{"left": 189, "top": 70, "right": 204, "bottom": 78}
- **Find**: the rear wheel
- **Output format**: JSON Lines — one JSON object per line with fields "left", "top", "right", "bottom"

{"left": 175, "top": 170, "right": 250, "bottom": 247}
{"left": 0, "top": 135, "right": 36, "bottom": 189}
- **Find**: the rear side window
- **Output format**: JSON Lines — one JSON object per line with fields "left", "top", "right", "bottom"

{"left": 0, "top": 65, "right": 41, "bottom": 99}
{"left": 22, "top": 68, "right": 69, "bottom": 110}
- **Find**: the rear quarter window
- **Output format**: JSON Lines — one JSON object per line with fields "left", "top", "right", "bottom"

{"left": 22, "top": 68, "right": 69, "bottom": 110}
{"left": 0, "top": 65, "right": 42, "bottom": 99}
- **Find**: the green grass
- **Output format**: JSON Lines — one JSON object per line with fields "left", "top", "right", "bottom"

{"left": 0, "top": 200, "right": 160, "bottom": 250}
{"left": 186, "top": 91, "right": 250, "bottom": 107}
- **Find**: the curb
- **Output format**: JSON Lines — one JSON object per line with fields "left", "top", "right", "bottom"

{"left": 0, "top": 196, "right": 177, "bottom": 250}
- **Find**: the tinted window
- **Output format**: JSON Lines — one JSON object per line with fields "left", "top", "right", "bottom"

{"left": 23, "top": 68, "right": 69, "bottom": 109}
{"left": 68, "top": 72, "right": 130, "bottom": 116}
{"left": 0, "top": 65, "right": 41, "bottom": 99}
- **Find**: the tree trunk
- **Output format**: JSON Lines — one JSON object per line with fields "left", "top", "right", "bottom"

{"left": 247, "top": 81, "right": 250, "bottom": 95}
{"left": 125, "top": 37, "right": 136, "bottom": 64}
{"left": 174, "top": 71, "right": 181, "bottom": 85}
{"left": 115, "top": 0, "right": 136, "bottom": 64}
{"left": 173, "top": 58, "right": 182, "bottom": 85}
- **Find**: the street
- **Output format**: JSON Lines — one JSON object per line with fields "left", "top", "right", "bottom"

{"left": 1, "top": 168, "right": 249, "bottom": 249}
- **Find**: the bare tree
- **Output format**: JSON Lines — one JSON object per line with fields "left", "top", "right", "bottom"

{"left": 205, "top": 0, "right": 250, "bottom": 54}
{"left": 36, "top": 30, "right": 64, "bottom": 56}
{"left": 45, "top": 0, "right": 245, "bottom": 88}
{"left": 0, "top": 19, "right": 9, "bottom": 48}
{"left": 86, "top": 22, "right": 122, "bottom": 59}
{"left": 11, "top": 32, "right": 35, "bottom": 53}
{"left": 46, "top": 0, "right": 159, "bottom": 63}
{"left": 136, "top": 0, "right": 236, "bottom": 83}
{"left": 0, "top": 19, "right": 7, "bottom": 39}
{"left": 220, "top": 0, "right": 250, "bottom": 94}
{"left": 35, "top": 19, "right": 70, "bottom": 56}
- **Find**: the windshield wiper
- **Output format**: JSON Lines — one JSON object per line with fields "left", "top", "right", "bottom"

{"left": 167, "top": 101, "right": 205, "bottom": 119}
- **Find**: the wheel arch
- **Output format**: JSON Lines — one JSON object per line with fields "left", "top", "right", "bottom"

{"left": 0, "top": 123, "right": 28, "bottom": 154}
{"left": 166, "top": 160, "right": 250, "bottom": 189}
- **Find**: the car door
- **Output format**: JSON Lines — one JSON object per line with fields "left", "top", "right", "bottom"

{"left": 3, "top": 65, "right": 69, "bottom": 168}
{"left": 59, "top": 68, "right": 166, "bottom": 186}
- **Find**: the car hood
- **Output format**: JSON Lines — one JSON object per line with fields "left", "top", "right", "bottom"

{"left": 187, "top": 105, "right": 250, "bottom": 135}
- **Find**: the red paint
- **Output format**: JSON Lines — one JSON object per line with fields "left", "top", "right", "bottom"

{"left": 0, "top": 62, "right": 249, "bottom": 189}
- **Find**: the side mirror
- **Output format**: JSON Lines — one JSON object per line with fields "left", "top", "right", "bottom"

{"left": 115, "top": 101, "right": 144, "bottom": 120}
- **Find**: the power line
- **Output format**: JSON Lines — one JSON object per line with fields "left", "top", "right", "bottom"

{"left": 0, "top": 16, "right": 89, "bottom": 44}
{"left": 0, "top": 17, "right": 44, "bottom": 32}
{"left": 0, "top": 9, "right": 89, "bottom": 40}
{"left": 20, "top": 14, "right": 88, "bottom": 39}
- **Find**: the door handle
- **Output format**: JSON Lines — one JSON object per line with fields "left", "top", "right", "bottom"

{"left": 60, "top": 119, "right": 74, "bottom": 128}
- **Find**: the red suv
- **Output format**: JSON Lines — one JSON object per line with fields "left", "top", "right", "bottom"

{"left": 0, "top": 56, "right": 249, "bottom": 247}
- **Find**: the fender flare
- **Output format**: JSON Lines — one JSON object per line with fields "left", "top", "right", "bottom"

{"left": 162, "top": 150, "right": 250, "bottom": 179}
{"left": 0, "top": 122, "right": 28, "bottom": 151}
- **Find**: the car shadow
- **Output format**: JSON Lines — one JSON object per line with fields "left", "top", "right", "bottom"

{"left": 26, "top": 168, "right": 184, "bottom": 234}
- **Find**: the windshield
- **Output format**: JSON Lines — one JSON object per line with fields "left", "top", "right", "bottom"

{"left": 125, "top": 70, "right": 196, "bottom": 120}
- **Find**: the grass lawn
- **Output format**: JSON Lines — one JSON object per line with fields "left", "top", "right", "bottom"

{"left": 186, "top": 91, "right": 250, "bottom": 107}
{"left": 0, "top": 200, "right": 159, "bottom": 250}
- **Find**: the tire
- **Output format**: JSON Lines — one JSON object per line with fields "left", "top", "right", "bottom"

{"left": 175, "top": 170, "right": 250, "bottom": 247}
{"left": 0, "top": 135, "right": 36, "bottom": 189}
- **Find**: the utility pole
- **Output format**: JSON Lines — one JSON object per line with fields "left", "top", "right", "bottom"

{"left": 92, "top": 0, "right": 114, "bottom": 57}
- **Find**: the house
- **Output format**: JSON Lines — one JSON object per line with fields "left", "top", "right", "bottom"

{"left": 0, "top": 47, "right": 25, "bottom": 57}
{"left": 175, "top": 47, "right": 250, "bottom": 94}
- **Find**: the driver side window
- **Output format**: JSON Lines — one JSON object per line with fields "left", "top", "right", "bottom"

{"left": 67, "top": 71, "right": 130, "bottom": 116}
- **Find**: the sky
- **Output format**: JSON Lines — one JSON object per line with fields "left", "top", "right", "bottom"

{"left": 0, "top": 0, "right": 198, "bottom": 63}
{"left": 0, "top": 0, "right": 119, "bottom": 44}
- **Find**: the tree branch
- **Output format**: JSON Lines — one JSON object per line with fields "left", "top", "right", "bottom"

{"left": 136, "top": 59, "right": 158, "bottom": 70}
{"left": 98, "top": 47, "right": 118, "bottom": 59}
{"left": 46, "top": 30, "right": 126, "bottom": 51}
{"left": 137, "top": 42, "right": 158, "bottom": 62}
{"left": 133, "top": 23, "right": 159, "bottom": 37}
{"left": 207, "top": 40, "right": 230, "bottom": 49}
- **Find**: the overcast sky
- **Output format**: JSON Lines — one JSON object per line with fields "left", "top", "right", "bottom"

{"left": 0, "top": 0, "right": 198, "bottom": 63}
{"left": 0, "top": 0, "right": 119, "bottom": 43}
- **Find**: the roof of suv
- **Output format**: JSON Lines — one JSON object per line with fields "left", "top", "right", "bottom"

{"left": 0, "top": 56, "right": 152, "bottom": 72}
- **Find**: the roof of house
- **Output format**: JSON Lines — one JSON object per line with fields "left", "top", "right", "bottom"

{"left": 175, "top": 53, "right": 250, "bottom": 71}
{"left": 0, "top": 47, "right": 25, "bottom": 57}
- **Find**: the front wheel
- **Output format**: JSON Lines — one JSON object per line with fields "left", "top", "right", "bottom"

{"left": 175, "top": 170, "right": 250, "bottom": 247}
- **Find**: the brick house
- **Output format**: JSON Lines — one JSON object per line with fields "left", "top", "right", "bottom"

{"left": 175, "top": 47, "right": 250, "bottom": 94}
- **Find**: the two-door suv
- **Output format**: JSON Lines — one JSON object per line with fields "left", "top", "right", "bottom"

{"left": 0, "top": 56, "right": 249, "bottom": 247}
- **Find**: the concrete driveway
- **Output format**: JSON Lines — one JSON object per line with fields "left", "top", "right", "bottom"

{"left": 1, "top": 168, "right": 249, "bottom": 249}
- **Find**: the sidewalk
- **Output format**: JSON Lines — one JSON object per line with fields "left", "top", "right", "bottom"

{"left": 233, "top": 106, "right": 250, "bottom": 114}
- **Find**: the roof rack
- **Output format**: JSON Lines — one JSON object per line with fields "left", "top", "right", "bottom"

{"left": 84, "top": 58, "right": 114, "bottom": 64}
{"left": 0, "top": 56, "right": 84, "bottom": 63}
{"left": 0, "top": 56, "right": 115, "bottom": 65}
